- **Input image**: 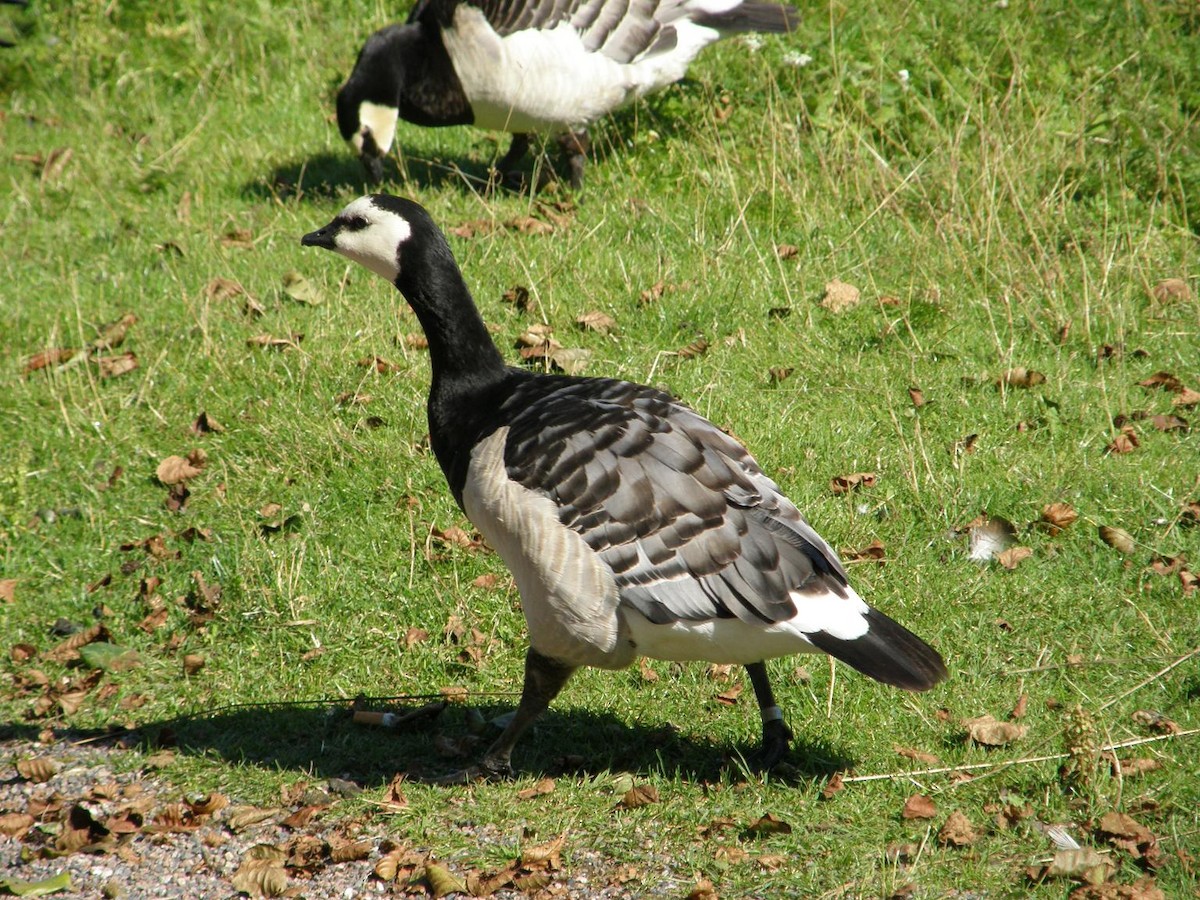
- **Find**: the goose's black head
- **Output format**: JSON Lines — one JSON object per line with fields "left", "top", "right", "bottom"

{"left": 336, "top": 25, "right": 412, "bottom": 185}
{"left": 302, "top": 194, "right": 439, "bottom": 285}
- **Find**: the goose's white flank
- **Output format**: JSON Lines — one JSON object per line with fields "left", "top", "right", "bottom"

{"left": 302, "top": 195, "right": 948, "bottom": 780}
{"left": 335, "top": 0, "right": 800, "bottom": 187}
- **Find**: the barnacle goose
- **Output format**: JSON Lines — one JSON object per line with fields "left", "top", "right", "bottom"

{"left": 301, "top": 195, "right": 948, "bottom": 779}
{"left": 335, "top": 0, "right": 800, "bottom": 188}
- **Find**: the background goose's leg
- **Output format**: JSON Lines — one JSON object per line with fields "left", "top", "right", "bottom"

{"left": 556, "top": 129, "right": 590, "bottom": 190}
{"left": 745, "top": 661, "right": 793, "bottom": 770}
{"left": 492, "top": 133, "right": 531, "bottom": 189}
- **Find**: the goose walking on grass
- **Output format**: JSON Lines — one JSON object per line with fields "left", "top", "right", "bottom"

{"left": 301, "top": 195, "right": 947, "bottom": 780}
{"left": 336, "top": 0, "right": 800, "bottom": 189}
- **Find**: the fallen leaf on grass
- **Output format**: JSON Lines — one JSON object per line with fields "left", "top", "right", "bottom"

{"left": 220, "top": 227, "right": 254, "bottom": 250}
{"left": 676, "top": 337, "right": 709, "bottom": 359}
{"left": 203, "top": 276, "right": 247, "bottom": 303}
{"left": 1098, "top": 525, "right": 1135, "bottom": 554}
{"left": 820, "top": 278, "right": 861, "bottom": 313}
{"left": 0, "top": 579, "right": 15, "bottom": 604}
{"left": 1149, "top": 277, "right": 1191, "bottom": 303}
{"left": 997, "top": 546, "right": 1033, "bottom": 570}
{"left": 776, "top": 244, "right": 799, "bottom": 260}
{"left": 281, "top": 271, "right": 322, "bottom": 305}
{"left": 95, "top": 352, "right": 138, "bottom": 378}
{"left": 1069, "top": 877, "right": 1167, "bottom": 899}
{"left": 902, "top": 794, "right": 937, "bottom": 820}
{"left": 843, "top": 539, "right": 886, "bottom": 564}
{"left": 908, "top": 386, "right": 926, "bottom": 408}
{"left": 744, "top": 813, "right": 792, "bottom": 837}
{"left": 1106, "top": 425, "right": 1140, "bottom": 454}
{"left": 938, "top": 810, "right": 977, "bottom": 847}
{"left": 576, "top": 310, "right": 617, "bottom": 334}
{"left": 425, "top": 862, "right": 468, "bottom": 899}
{"left": 999, "top": 367, "right": 1047, "bottom": 388}
{"left": 156, "top": 450, "right": 207, "bottom": 485}
{"left": 964, "top": 714, "right": 1028, "bottom": 746}
{"left": 21, "top": 348, "right": 79, "bottom": 374}
{"left": 190, "top": 410, "right": 225, "bottom": 434}
{"left": 830, "top": 472, "right": 876, "bottom": 494}
{"left": 894, "top": 745, "right": 941, "bottom": 765}
{"left": 616, "top": 784, "right": 659, "bottom": 810}
{"left": 1041, "top": 502, "right": 1078, "bottom": 534}
{"left": 431, "top": 524, "right": 485, "bottom": 552}
{"left": 516, "top": 777, "right": 556, "bottom": 801}
{"left": 686, "top": 878, "right": 719, "bottom": 900}
{"left": 246, "top": 333, "right": 302, "bottom": 351}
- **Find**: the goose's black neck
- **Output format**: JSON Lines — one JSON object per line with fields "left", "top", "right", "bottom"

{"left": 394, "top": 231, "right": 512, "bottom": 502}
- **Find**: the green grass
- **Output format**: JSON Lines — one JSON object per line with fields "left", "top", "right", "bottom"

{"left": 2, "top": 0, "right": 1199, "bottom": 896}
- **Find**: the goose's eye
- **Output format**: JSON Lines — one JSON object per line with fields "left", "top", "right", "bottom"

{"left": 344, "top": 216, "right": 369, "bottom": 231}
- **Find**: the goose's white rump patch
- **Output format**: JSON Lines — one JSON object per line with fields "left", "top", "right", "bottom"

{"left": 353, "top": 101, "right": 400, "bottom": 157}
{"left": 625, "top": 586, "right": 872, "bottom": 665}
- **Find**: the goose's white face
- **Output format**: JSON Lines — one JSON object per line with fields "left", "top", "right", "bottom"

{"left": 301, "top": 196, "right": 411, "bottom": 283}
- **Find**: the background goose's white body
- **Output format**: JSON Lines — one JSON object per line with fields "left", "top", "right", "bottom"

{"left": 442, "top": 4, "right": 726, "bottom": 133}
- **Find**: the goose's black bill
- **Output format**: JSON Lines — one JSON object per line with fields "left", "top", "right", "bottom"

{"left": 300, "top": 227, "right": 336, "bottom": 249}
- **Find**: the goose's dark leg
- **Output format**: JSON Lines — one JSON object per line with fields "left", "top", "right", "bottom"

{"left": 491, "top": 132, "right": 531, "bottom": 189}
{"left": 556, "top": 129, "right": 590, "bottom": 190}
{"left": 467, "top": 648, "right": 575, "bottom": 781}
{"left": 745, "top": 661, "right": 792, "bottom": 769}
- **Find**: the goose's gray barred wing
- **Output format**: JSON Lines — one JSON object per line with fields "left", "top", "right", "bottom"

{"left": 500, "top": 378, "right": 850, "bottom": 626}
{"left": 410, "top": 0, "right": 793, "bottom": 64}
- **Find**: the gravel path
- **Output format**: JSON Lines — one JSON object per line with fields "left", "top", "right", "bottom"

{"left": 0, "top": 739, "right": 649, "bottom": 899}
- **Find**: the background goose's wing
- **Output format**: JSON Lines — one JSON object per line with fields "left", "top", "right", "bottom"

{"left": 410, "top": 0, "right": 792, "bottom": 64}
{"left": 500, "top": 378, "right": 849, "bottom": 627}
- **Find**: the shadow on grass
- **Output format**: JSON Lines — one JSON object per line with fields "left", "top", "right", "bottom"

{"left": 1, "top": 699, "right": 852, "bottom": 788}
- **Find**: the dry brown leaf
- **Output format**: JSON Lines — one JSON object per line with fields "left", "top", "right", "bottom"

{"left": 1000, "top": 367, "right": 1047, "bottom": 388}
{"left": 616, "top": 784, "right": 660, "bottom": 810}
{"left": 220, "top": 227, "right": 254, "bottom": 250}
{"left": 230, "top": 845, "right": 288, "bottom": 897}
{"left": 22, "top": 347, "right": 79, "bottom": 374}
{"left": 0, "top": 579, "right": 15, "bottom": 604}
{"left": 1041, "top": 502, "right": 1079, "bottom": 534}
{"left": 520, "top": 833, "right": 566, "bottom": 866}
{"left": 744, "top": 813, "right": 793, "bottom": 837}
{"left": 1132, "top": 710, "right": 1180, "bottom": 734}
{"left": 1107, "top": 425, "right": 1140, "bottom": 454}
{"left": 1099, "top": 525, "right": 1135, "bottom": 554}
{"left": 246, "top": 333, "right": 302, "bottom": 351}
{"left": 843, "top": 539, "right": 886, "bottom": 564}
{"left": 225, "top": 805, "right": 282, "bottom": 832}
{"left": 902, "top": 794, "right": 937, "bottom": 820}
{"left": 204, "top": 276, "right": 246, "bottom": 302}
{"left": 357, "top": 355, "right": 402, "bottom": 374}
{"left": 1011, "top": 693, "right": 1029, "bottom": 720}
{"left": 431, "top": 524, "right": 484, "bottom": 551}
{"left": 576, "top": 310, "right": 617, "bottom": 334}
{"left": 1139, "top": 371, "right": 1184, "bottom": 392}
{"left": 997, "top": 546, "right": 1033, "bottom": 570}
{"left": 821, "top": 772, "right": 845, "bottom": 800}
{"left": 182, "top": 653, "right": 206, "bottom": 676}
{"left": 938, "top": 810, "right": 977, "bottom": 847}
{"left": 894, "top": 745, "right": 941, "bottom": 765}
{"left": 830, "top": 472, "right": 877, "bottom": 494}
{"left": 767, "top": 366, "right": 793, "bottom": 384}
{"left": 16, "top": 757, "right": 59, "bottom": 783}
{"left": 1111, "top": 757, "right": 1163, "bottom": 777}
{"left": 821, "top": 278, "right": 861, "bottom": 313}
{"left": 963, "top": 714, "right": 1028, "bottom": 746}
{"left": 90, "top": 313, "right": 137, "bottom": 351}
{"left": 775, "top": 244, "right": 799, "bottom": 260}
{"left": 156, "top": 449, "right": 208, "bottom": 485}
{"left": 516, "top": 777, "right": 556, "bottom": 801}
{"left": 501, "top": 284, "right": 532, "bottom": 311}
{"left": 1149, "top": 277, "right": 1191, "bottom": 303}
{"left": 715, "top": 682, "right": 743, "bottom": 705}
{"left": 686, "top": 878, "right": 719, "bottom": 900}
{"left": 425, "top": 862, "right": 467, "bottom": 898}
{"left": 1174, "top": 386, "right": 1200, "bottom": 407}
{"left": 402, "top": 332, "right": 429, "bottom": 350}
{"left": 96, "top": 351, "right": 139, "bottom": 378}
{"left": 329, "top": 838, "right": 372, "bottom": 863}
{"left": 908, "top": 386, "right": 926, "bottom": 408}
{"left": 190, "top": 410, "right": 225, "bottom": 434}
{"left": 677, "top": 337, "right": 709, "bottom": 359}
{"left": 1150, "top": 413, "right": 1188, "bottom": 432}
{"left": 637, "top": 658, "right": 659, "bottom": 682}
{"left": 0, "top": 812, "right": 35, "bottom": 838}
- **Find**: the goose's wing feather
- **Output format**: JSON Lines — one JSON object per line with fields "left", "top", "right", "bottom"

{"left": 500, "top": 377, "right": 850, "bottom": 626}
{"left": 409, "top": 0, "right": 745, "bottom": 64}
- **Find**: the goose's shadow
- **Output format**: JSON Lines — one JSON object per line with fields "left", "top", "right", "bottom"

{"left": 245, "top": 89, "right": 697, "bottom": 203}
{"left": 2, "top": 700, "right": 853, "bottom": 788}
